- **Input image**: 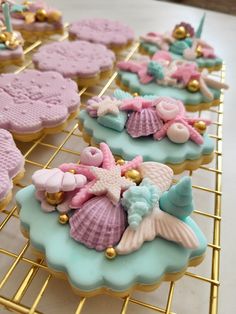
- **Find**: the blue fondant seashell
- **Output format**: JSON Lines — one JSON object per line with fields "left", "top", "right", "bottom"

{"left": 121, "top": 178, "right": 160, "bottom": 229}
{"left": 69, "top": 196, "right": 127, "bottom": 251}
{"left": 126, "top": 108, "right": 163, "bottom": 138}
{"left": 159, "top": 177, "right": 193, "bottom": 220}
{"left": 170, "top": 40, "right": 190, "bottom": 55}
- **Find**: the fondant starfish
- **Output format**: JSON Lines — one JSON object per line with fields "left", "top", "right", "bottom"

{"left": 89, "top": 166, "right": 135, "bottom": 204}
{"left": 140, "top": 32, "right": 174, "bottom": 51}
{"left": 171, "top": 63, "right": 200, "bottom": 85}
{"left": 120, "top": 97, "right": 154, "bottom": 112}
{"left": 89, "top": 98, "right": 121, "bottom": 117}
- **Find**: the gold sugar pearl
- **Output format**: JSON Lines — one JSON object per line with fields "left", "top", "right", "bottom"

{"left": 193, "top": 121, "right": 207, "bottom": 134}
{"left": 173, "top": 26, "right": 187, "bottom": 40}
{"left": 68, "top": 169, "right": 76, "bottom": 174}
{"left": 58, "top": 213, "right": 69, "bottom": 225}
{"left": 45, "top": 191, "right": 64, "bottom": 205}
{"left": 5, "top": 39, "right": 21, "bottom": 50}
{"left": 124, "top": 169, "right": 142, "bottom": 184}
{"left": 133, "top": 92, "right": 139, "bottom": 97}
{"left": 35, "top": 9, "right": 47, "bottom": 22}
{"left": 187, "top": 79, "right": 200, "bottom": 93}
{"left": 116, "top": 159, "right": 125, "bottom": 166}
{"left": 196, "top": 45, "right": 203, "bottom": 58}
{"left": 105, "top": 247, "right": 117, "bottom": 260}
{"left": 23, "top": 1, "right": 32, "bottom": 5}
{"left": 47, "top": 11, "right": 62, "bottom": 23}
{"left": 0, "top": 33, "right": 7, "bottom": 42}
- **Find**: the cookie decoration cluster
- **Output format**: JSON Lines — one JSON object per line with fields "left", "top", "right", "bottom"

{"left": 31, "top": 143, "right": 201, "bottom": 258}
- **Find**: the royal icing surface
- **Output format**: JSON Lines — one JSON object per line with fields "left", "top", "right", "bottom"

{"left": 0, "top": 69, "right": 80, "bottom": 134}
{"left": 33, "top": 40, "right": 115, "bottom": 79}
{"left": 0, "top": 129, "right": 24, "bottom": 201}
{"left": 69, "top": 18, "right": 134, "bottom": 47}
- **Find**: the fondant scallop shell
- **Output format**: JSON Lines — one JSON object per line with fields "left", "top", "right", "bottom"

{"left": 69, "top": 196, "right": 127, "bottom": 251}
{"left": 126, "top": 107, "right": 163, "bottom": 138}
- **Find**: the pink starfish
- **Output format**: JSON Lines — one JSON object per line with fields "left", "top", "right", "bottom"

{"left": 140, "top": 32, "right": 174, "bottom": 51}
{"left": 120, "top": 97, "right": 154, "bottom": 112}
{"left": 117, "top": 60, "right": 154, "bottom": 84}
{"left": 171, "top": 63, "right": 200, "bottom": 85}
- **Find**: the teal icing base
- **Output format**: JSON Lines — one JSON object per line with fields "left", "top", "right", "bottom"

{"left": 17, "top": 185, "right": 207, "bottom": 294}
{"left": 79, "top": 110, "right": 214, "bottom": 165}
{"left": 140, "top": 41, "right": 223, "bottom": 68}
{"left": 117, "top": 71, "right": 221, "bottom": 106}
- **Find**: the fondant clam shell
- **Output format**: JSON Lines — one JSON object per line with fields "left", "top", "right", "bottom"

{"left": 126, "top": 108, "right": 163, "bottom": 138}
{"left": 69, "top": 196, "right": 127, "bottom": 251}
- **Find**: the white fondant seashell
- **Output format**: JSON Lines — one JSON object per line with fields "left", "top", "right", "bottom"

{"left": 80, "top": 147, "right": 103, "bottom": 166}
{"left": 116, "top": 206, "right": 199, "bottom": 255}
{"left": 156, "top": 98, "right": 182, "bottom": 121}
{"left": 138, "top": 162, "right": 173, "bottom": 193}
{"left": 167, "top": 122, "right": 190, "bottom": 144}
{"left": 126, "top": 108, "right": 163, "bottom": 138}
{"left": 183, "top": 48, "right": 197, "bottom": 61}
{"left": 32, "top": 168, "right": 87, "bottom": 193}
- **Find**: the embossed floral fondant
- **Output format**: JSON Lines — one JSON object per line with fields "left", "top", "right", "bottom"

{"left": 117, "top": 52, "right": 228, "bottom": 111}
{"left": 139, "top": 15, "right": 223, "bottom": 71}
{"left": 17, "top": 143, "right": 207, "bottom": 296}
{"left": 78, "top": 90, "right": 215, "bottom": 174}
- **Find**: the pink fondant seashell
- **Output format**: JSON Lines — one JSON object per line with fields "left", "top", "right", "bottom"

{"left": 167, "top": 122, "right": 190, "bottom": 144}
{"left": 126, "top": 108, "right": 163, "bottom": 138}
{"left": 80, "top": 147, "right": 103, "bottom": 167}
{"left": 69, "top": 196, "right": 127, "bottom": 251}
{"left": 138, "top": 162, "right": 173, "bottom": 193}
{"left": 155, "top": 97, "right": 185, "bottom": 121}
{"left": 32, "top": 168, "right": 87, "bottom": 193}
{"left": 152, "top": 51, "right": 172, "bottom": 63}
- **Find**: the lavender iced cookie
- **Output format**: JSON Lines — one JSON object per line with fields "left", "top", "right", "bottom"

{"left": 0, "top": 129, "right": 24, "bottom": 210}
{"left": 0, "top": 69, "right": 80, "bottom": 141}
{"left": 69, "top": 18, "right": 135, "bottom": 52}
{"left": 33, "top": 40, "right": 116, "bottom": 86}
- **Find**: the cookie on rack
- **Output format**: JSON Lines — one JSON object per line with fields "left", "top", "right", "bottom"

{"left": 0, "top": 2, "right": 24, "bottom": 67}
{"left": 33, "top": 40, "right": 116, "bottom": 86}
{"left": 68, "top": 18, "right": 135, "bottom": 52}
{"left": 17, "top": 143, "right": 207, "bottom": 297}
{"left": 116, "top": 52, "right": 228, "bottom": 111}
{"left": 0, "top": 129, "right": 24, "bottom": 211}
{"left": 78, "top": 90, "right": 215, "bottom": 174}
{"left": 0, "top": 69, "right": 80, "bottom": 141}
{"left": 139, "top": 14, "right": 223, "bottom": 72}
{"left": 4, "top": 0, "right": 63, "bottom": 42}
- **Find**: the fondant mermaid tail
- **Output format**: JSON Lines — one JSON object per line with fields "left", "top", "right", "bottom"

{"left": 159, "top": 177, "right": 194, "bottom": 220}
{"left": 195, "top": 13, "right": 206, "bottom": 39}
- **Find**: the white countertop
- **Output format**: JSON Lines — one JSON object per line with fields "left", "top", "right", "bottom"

{"left": 2, "top": 0, "right": 236, "bottom": 313}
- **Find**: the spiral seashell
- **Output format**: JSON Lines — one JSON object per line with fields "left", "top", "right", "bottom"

{"left": 126, "top": 107, "right": 163, "bottom": 138}
{"left": 167, "top": 122, "right": 190, "bottom": 143}
{"left": 159, "top": 177, "right": 194, "bottom": 220}
{"left": 155, "top": 97, "right": 185, "bottom": 121}
{"left": 80, "top": 147, "right": 103, "bottom": 167}
{"left": 69, "top": 196, "right": 127, "bottom": 251}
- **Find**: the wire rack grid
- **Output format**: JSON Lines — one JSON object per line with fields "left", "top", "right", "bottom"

{"left": 0, "top": 25, "right": 224, "bottom": 314}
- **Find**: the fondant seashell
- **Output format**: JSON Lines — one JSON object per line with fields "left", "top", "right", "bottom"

{"left": 159, "top": 177, "right": 194, "bottom": 220}
{"left": 138, "top": 162, "right": 173, "bottom": 192}
{"left": 80, "top": 147, "right": 103, "bottom": 167}
{"left": 155, "top": 97, "right": 185, "bottom": 121}
{"left": 126, "top": 108, "right": 163, "bottom": 138}
{"left": 32, "top": 168, "right": 87, "bottom": 193}
{"left": 167, "top": 122, "right": 190, "bottom": 143}
{"left": 69, "top": 196, "right": 127, "bottom": 251}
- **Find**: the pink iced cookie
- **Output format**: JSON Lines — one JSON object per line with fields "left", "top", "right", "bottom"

{"left": 33, "top": 40, "right": 116, "bottom": 86}
{"left": 0, "top": 69, "right": 80, "bottom": 141}
{"left": 68, "top": 18, "right": 135, "bottom": 51}
{"left": 0, "top": 129, "right": 24, "bottom": 210}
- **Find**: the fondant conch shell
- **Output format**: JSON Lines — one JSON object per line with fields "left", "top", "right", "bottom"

{"left": 32, "top": 168, "right": 87, "bottom": 193}
{"left": 69, "top": 196, "right": 127, "bottom": 251}
{"left": 126, "top": 108, "right": 163, "bottom": 138}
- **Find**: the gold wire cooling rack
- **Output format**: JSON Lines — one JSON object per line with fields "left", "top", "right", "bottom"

{"left": 0, "top": 25, "right": 224, "bottom": 314}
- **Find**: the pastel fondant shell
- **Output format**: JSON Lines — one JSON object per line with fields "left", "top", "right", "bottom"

{"left": 167, "top": 122, "right": 190, "bottom": 143}
{"left": 155, "top": 97, "right": 185, "bottom": 121}
{"left": 126, "top": 108, "right": 163, "bottom": 138}
{"left": 80, "top": 147, "right": 103, "bottom": 167}
{"left": 69, "top": 196, "right": 127, "bottom": 251}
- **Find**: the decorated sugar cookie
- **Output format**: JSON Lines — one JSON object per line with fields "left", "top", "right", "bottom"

{"left": 4, "top": 0, "right": 63, "bottom": 42}
{"left": 0, "top": 129, "right": 24, "bottom": 210}
{"left": 33, "top": 40, "right": 115, "bottom": 86}
{"left": 78, "top": 90, "right": 215, "bottom": 174}
{"left": 139, "top": 14, "right": 223, "bottom": 72}
{"left": 17, "top": 143, "right": 207, "bottom": 297}
{"left": 116, "top": 52, "right": 228, "bottom": 111}
{"left": 0, "top": 2, "right": 24, "bottom": 67}
{"left": 0, "top": 69, "right": 80, "bottom": 141}
{"left": 68, "top": 18, "right": 135, "bottom": 52}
